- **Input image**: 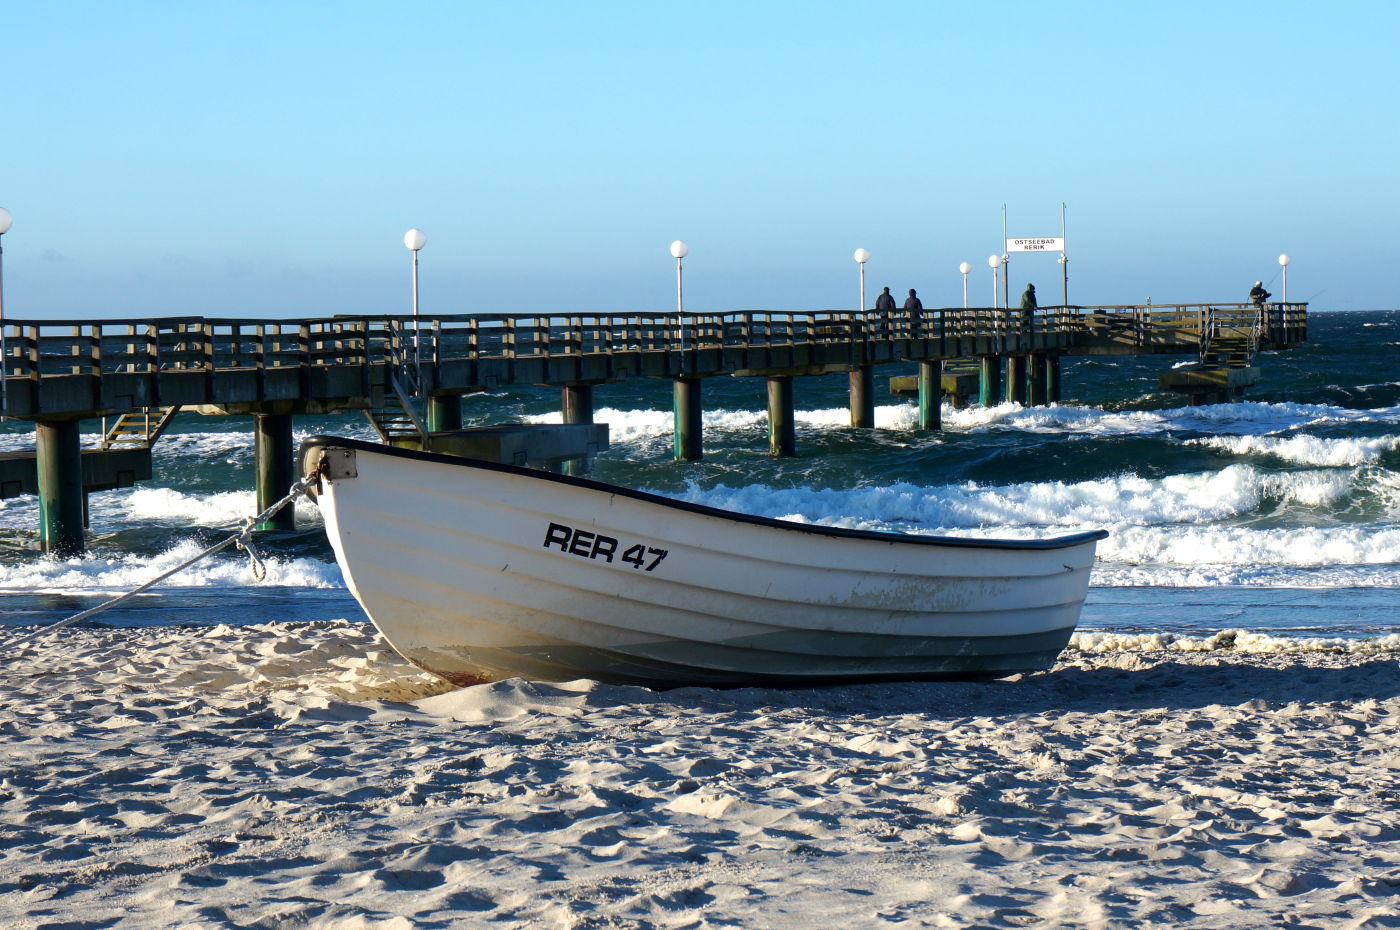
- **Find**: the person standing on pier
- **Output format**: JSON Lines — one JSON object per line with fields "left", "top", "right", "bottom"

{"left": 1020, "top": 283, "right": 1037, "bottom": 328}
{"left": 1249, "top": 281, "right": 1271, "bottom": 307}
{"left": 904, "top": 288, "right": 924, "bottom": 332}
{"left": 874, "top": 286, "right": 896, "bottom": 334}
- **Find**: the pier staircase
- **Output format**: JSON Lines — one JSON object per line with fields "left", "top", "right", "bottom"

{"left": 1199, "top": 306, "right": 1262, "bottom": 367}
{"left": 98, "top": 406, "right": 181, "bottom": 450}
{"left": 364, "top": 373, "right": 427, "bottom": 444}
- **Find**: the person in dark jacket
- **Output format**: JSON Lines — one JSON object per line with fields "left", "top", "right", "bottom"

{"left": 904, "top": 288, "right": 924, "bottom": 331}
{"left": 1249, "top": 281, "right": 1271, "bottom": 306}
{"left": 1020, "top": 283, "right": 1037, "bottom": 312}
{"left": 874, "top": 286, "right": 896, "bottom": 311}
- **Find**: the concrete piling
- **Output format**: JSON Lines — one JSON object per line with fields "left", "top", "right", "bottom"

{"left": 427, "top": 394, "right": 463, "bottom": 433}
{"left": 767, "top": 376, "right": 796, "bottom": 457}
{"left": 673, "top": 377, "right": 703, "bottom": 461}
{"left": 980, "top": 356, "right": 1002, "bottom": 407}
{"left": 1005, "top": 356, "right": 1028, "bottom": 405}
{"left": 850, "top": 365, "right": 875, "bottom": 428}
{"left": 1028, "top": 354, "right": 1049, "bottom": 406}
{"left": 253, "top": 413, "right": 296, "bottom": 532}
{"left": 35, "top": 419, "right": 85, "bottom": 556}
{"left": 918, "top": 360, "right": 943, "bottom": 430}
{"left": 561, "top": 384, "right": 594, "bottom": 426}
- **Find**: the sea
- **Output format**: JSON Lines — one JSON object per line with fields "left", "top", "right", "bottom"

{"left": 3, "top": 308, "right": 1399, "bottom": 647}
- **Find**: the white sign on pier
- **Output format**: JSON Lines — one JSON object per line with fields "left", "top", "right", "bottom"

{"left": 1006, "top": 237, "right": 1065, "bottom": 253}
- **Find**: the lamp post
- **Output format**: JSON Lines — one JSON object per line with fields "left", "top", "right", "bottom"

{"left": 854, "top": 248, "right": 870, "bottom": 313}
{"left": 959, "top": 261, "right": 971, "bottom": 309}
{"left": 988, "top": 254, "right": 1000, "bottom": 309}
{"left": 670, "top": 240, "right": 688, "bottom": 312}
{"left": 1001, "top": 253, "right": 1010, "bottom": 311}
{"left": 1278, "top": 253, "right": 1291, "bottom": 304}
{"left": 670, "top": 240, "right": 689, "bottom": 359}
{"left": 0, "top": 207, "right": 11, "bottom": 418}
{"left": 403, "top": 228, "right": 426, "bottom": 393}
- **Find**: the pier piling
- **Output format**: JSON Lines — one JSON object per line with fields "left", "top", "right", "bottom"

{"left": 253, "top": 414, "right": 296, "bottom": 532}
{"left": 1005, "top": 356, "right": 1028, "bottom": 405}
{"left": 767, "top": 376, "right": 796, "bottom": 457}
{"left": 561, "top": 384, "right": 595, "bottom": 426}
{"left": 673, "top": 378, "right": 703, "bottom": 461}
{"left": 850, "top": 365, "right": 875, "bottom": 428}
{"left": 1028, "top": 354, "right": 1049, "bottom": 406}
{"left": 427, "top": 394, "right": 463, "bottom": 433}
{"left": 35, "top": 419, "right": 85, "bottom": 556}
{"left": 918, "top": 360, "right": 942, "bottom": 430}
{"left": 980, "top": 357, "right": 1003, "bottom": 407}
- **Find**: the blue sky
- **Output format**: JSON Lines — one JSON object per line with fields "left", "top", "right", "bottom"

{"left": 4, "top": 1, "right": 1395, "bottom": 318}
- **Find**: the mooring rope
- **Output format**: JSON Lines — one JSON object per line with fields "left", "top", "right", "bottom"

{"left": 3, "top": 476, "right": 315, "bottom": 650}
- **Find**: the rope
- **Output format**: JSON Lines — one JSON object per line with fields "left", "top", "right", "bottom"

{"left": 3, "top": 476, "right": 314, "bottom": 650}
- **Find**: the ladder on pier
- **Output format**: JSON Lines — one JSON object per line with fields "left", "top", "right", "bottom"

{"left": 1200, "top": 307, "right": 1262, "bottom": 368}
{"left": 99, "top": 406, "right": 181, "bottom": 450}
{"left": 364, "top": 373, "right": 427, "bottom": 444}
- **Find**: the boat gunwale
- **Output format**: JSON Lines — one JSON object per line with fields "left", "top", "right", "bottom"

{"left": 299, "top": 434, "right": 1109, "bottom": 552}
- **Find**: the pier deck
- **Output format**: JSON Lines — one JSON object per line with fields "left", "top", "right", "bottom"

{"left": 0, "top": 302, "right": 1305, "bottom": 420}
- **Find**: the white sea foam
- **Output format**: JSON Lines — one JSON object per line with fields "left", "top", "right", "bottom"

{"left": 1185, "top": 433, "right": 1400, "bottom": 466}
{"left": 670, "top": 464, "right": 1364, "bottom": 533}
{"left": 533, "top": 398, "right": 1400, "bottom": 446}
{"left": 0, "top": 538, "right": 343, "bottom": 593}
{"left": 528, "top": 403, "right": 915, "bottom": 442}
{"left": 119, "top": 487, "right": 321, "bottom": 527}
{"left": 1070, "top": 628, "right": 1400, "bottom": 653}
{"left": 948, "top": 400, "right": 1400, "bottom": 437}
{"left": 1090, "top": 563, "right": 1400, "bottom": 587}
{"left": 1100, "top": 522, "right": 1400, "bottom": 568}
{"left": 660, "top": 466, "right": 1400, "bottom": 587}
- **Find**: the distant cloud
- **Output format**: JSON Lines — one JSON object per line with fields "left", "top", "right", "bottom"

{"left": 42, "top": 248, "right": 66, "bottom": 262}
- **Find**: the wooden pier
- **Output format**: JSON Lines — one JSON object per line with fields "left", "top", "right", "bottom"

{"left": 0, "top": 301, "right": 1307, "bottom": 554}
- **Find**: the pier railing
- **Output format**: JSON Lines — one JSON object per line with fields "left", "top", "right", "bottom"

{"left": 0, "top": 302, "right": 1307, "bottom": 418}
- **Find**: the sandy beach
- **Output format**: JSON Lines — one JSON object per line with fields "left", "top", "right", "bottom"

{"left": 3, "top": 620, "right": 1399, "bottom": 929}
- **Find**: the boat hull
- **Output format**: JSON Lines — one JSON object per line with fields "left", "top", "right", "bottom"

{"left": 300, "top": 437, "right": 1106, "bottom": 687}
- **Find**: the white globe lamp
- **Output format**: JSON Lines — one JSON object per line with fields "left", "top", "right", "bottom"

{"left": 853, "top": 248, "right": 870, "bottom": 313}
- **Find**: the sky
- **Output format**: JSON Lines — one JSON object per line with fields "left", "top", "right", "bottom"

{"left": 3, "top": 0, "right": 1396, "bottom": 319}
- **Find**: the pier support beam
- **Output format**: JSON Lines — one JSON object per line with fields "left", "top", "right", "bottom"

{"left": 561, "top": 384, "right": 596, "bottom": 476}
{"left": 917, "top": 360, "right": 943, "bottom": 430}
{"left": 1047, "top": 355, "right": 1062, "bottom": 403}
{"left": 1005, "top": 356, "right": 1028, "bottom": 405}
{"left": 254, "top": 413, "right": 296, "bottom": 532}
{"left": 979, "top": 356, "right": 1002, "bottom": 407}
{"left": 767, "top": 376, "right": 796, "bottom": 457}
{"left": 673, "top": 377, "right": 703, "bottom": 461}
{"left": 35, "top": 419, "right": 85, "bottom": 556}
{"left": 561, "top": 384, "right": 595, "bottom": 426}
{"left": 1028, "top": 354, "right": 1049, "bottom": 406}
{"left": 849, "top": 365, "right": 875, "bottom": 428}
{"left": 427, "top": 394, "right": 462, "bottom": 433}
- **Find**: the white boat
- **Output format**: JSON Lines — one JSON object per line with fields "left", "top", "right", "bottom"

{"left": 299, "top": 436, "right": 1107, "bottom": 687}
